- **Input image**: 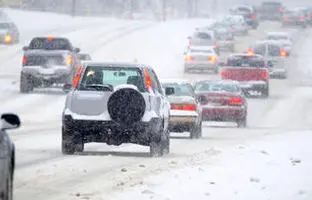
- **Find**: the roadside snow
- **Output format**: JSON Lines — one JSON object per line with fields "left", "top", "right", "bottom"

{"left": 111, "top": 131, "right": 312, "bottom": 200}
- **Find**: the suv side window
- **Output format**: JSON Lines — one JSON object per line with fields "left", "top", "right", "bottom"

{"left": 148, "top": 69, "right": 163, "bottom": 95}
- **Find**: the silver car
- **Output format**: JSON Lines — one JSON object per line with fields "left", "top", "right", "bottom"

{"left": 215, "top": 28, "right": 236, "bottom": 52}
{"left": 222, "top": 15, "right": 249, "bottom": 36}
{"left": 184, "top": 46, "right": 219, "bottom": 74}
{"left": 264, "top": 32, "right": 293, "bottom": 54}
{"left": 62, "top": 62, "right": 171, "bottom": 157}
{"left": 248, "top": 40, "right": 288, "bottom": 79}
{"left": 161, "top": 79, "right": 202, "bottom": 139}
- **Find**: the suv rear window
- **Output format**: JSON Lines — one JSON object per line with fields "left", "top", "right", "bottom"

{"left": 29, "top": 38, "right": 73, "bottom": 51}
{"left": 268, "top": 44, "right": 281, "bottom": 56}
{"left": 162, "top": 83, "right": 194, "bottom": 96}
{"left": 79, "top": 66, "right": 145, "bottom": 92}
{"left": 227, "top": 56, "right": 265, "bottom": 67}
{"left": 24, "top": 55, "right": 66, "bottom": 66}
{"left": 194, "top": 82, "right": 240, "bottom": 93}
{"left": 237, "top": 7, "right": 251, "bottom": 13}
{"left": 194, "top": 32, "right": 212, "bottom": 40}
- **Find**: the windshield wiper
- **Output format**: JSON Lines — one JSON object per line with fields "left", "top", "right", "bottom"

{"left": 83, "top": 84, "right": 114, "bottom": 92}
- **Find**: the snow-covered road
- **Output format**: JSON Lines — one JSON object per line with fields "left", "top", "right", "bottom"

{"left": 1, "top": 7, "right": 312, "bottom": 200}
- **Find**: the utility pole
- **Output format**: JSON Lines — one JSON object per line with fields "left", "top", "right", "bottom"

{"left": 162, "top": 0, "right": 166, "bottom": 21}
{"left": 71, "top": 0, "right": 76, "bottom": 17}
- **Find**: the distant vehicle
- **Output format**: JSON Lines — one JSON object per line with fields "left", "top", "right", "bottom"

{"left": 0, "top": 21, "right": 19, "bottom": 44}
{"left": 194, "top": 80, "right": 248, "bottom": 127}
{"left": 282, "top": 8, "right": 308, "bottom": 28}
{"left": 222, "top": 15, "right": 248, "bottom": 36}
{"left": 161, "top": 79, "right": 202, "bottom": 138}
{"left": 258, "top": 1, "right": 284, "bottom": 20}
{"left": 264, "top": 32, "right": 292, "bottom": 53}
{"left": 184, "top": 46, "right": 219, "bottom": 74}
{"left": 188, "top": 29, "right": 220, "bottom": 54}
{"left": 215, "top": 28, "right": 235, "bottom": 52}
{"left": 229, "top": 5, "right": 259, "bottom": 29}
{"left": 219, "top": 54, "right": 269, "bottom": 97}
{"left": 62, "top": 62, "right": 171, "bottom": 157}
{"left": 78, "top": 53, "right": 92, "bottom": 61}
{"left": 248, "top": 40, "right": 288, "bottom": 79}
{"left": 0, "top": 113, "right": 21, "bottom": 200}
{"left": 20, "top": 37, "right": 82, "bottom": 93}
{"left": 307, "top": 7, "right": 312, "bottom": 24}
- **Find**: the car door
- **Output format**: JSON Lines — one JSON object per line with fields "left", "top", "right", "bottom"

{"left": 0, "top": 129, "right": 11, "bottom": 190}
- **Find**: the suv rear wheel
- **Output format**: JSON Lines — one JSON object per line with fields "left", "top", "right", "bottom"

{"left": 237, "top": 117, "right": 247, "bottom": 128}
{"left": 150, "top": 122, "right": 169, "bottom": 157}
{"left": 20, "top": 73, "right": 34, "bottom": 93}
{"left": 62, "top": 126, "right": 84, "bottom": 155}
{"left": 190, "top": 121, "right": 202, "bottom": 139}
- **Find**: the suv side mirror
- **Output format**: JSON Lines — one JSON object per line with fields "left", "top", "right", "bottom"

{"left": 1, "top": 113, "right": 20, "bottom": 130}
{"left": 22, "top": 46, "right": 29, "bottom": 51}
{"left": 165, "top": 87, "right": 175, "bottom": 96}
{"left": 63, "top": 84, "right": 72, "bottom": 93}
{"left": 73, "top": 47, "right": 80, "bottom": 53}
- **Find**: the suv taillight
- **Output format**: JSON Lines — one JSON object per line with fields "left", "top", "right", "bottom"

{"left": 22, "top": 56, "right": 27, "bottom": 65}
{"left": 251, "top": 14, "right": 255, "bottom": 19}
{"left": 72, "top": 66, "right": 83, "bottom": 88}
{"left": 299, "top": 17, "right": 304, "bottom": 21}
{"left": 280, "top": 50, "right": 287, "bottom": 57}
{"left": 278, "top": 7, "right": 283, "bottom": 12}
{"left": 221, "top": 70, "right": 227, "bottom": 78}
{"left": 229, "top": 97, "right": 242, "bottom": 105}
{"left": 263, "top": 71, "right": 268, "bottom": 79}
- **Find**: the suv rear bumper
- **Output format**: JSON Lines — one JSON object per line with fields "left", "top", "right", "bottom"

{"left": 63, "top": 115, "right": 163, "bottom": 146}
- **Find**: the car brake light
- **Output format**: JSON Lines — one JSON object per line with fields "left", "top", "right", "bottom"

{"left": 189, "top": 41, "right": 192, "bottom": 46}
{"left": 144, "top": 68, "right": 153, "bottom": 92}
{"left": 280, "top": 50, "right": 286, "bottom": 57}
{"left": 251, "top": 14, "right": 255, "bottom": 19}
{"left": 185, "top": 55, "right": 193, "bottom": 61}
{"left": 247, "top": 48, "right": 253, "bottom": 55}
{"left": 300, "top": 17, "right": 304, "bottom": 21}
{"left": 67, "top": 56, "right": 73, "bottom": 64}
{"left": 72, "top": 66, "right": 83, "bottom": 88}
{"left": 171, "top": 104, "right": 196, "bottom": 111}
{"left": 47, "top": 36, "right": 53, "bottom": 41}
{"left": 263, "top": 71, "right": 268, "bottom": 79}
{"left": 4, "top": 35, "right": 12, "bottom": 43}
{"left": 284, "top": 16, "right": 288, "bottom": 20}
{"left": 229, "top": 97, "right": 242, "bottom": 105}
{"left": 213, "top": 43, "right": 217, "bottom": 47}
{"left": 278, "top": 7, "right": 283, "bottom": 12}
{"left": 209, "top": 56, "right": 216, "bottom": 62}
{"left": 22, "top": 56, "right": 27, "bottom": 65}
{"left": 221, "top": 70, "right": 226, "bottom": 78}
{"left": 308, "top": 14, "right": 311, "bottom": 18}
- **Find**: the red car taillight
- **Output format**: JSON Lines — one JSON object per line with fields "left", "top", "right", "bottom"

{"left": 209, "top": 56, "right": 216, "bottom": 62}
{"left": 72, "top": 66, "right": 83, "bottom": 88}
{"left": 213, "top": 43, "right": 217, "bottom": 47}
{"left": 263, "top": 71, "right": 268, "bottom": 79}
{"left": 221, "top": 70, "right": 227, "bottom": 78}
{"left": 280, "top": 49, "right": 287, "bottom": 57}
{"left": 299, "top": 17, "right": 305, "bottom": 21}
{"left": 278, "top": 7, "right": 283, "bottom": 12}
{"left": 22, "top": 56, "right": 27, "bottom": 65}
{"left": 251, "top": 14, "right": 255, "bottom": 19}
{"left": 229, "top": 97, "right": 243, "bottom": 105}
{"left": 171, "top": 104, "right": 196, "bottom": 111}
{"left": 144, "top": 68, "right": 153, "bottom": 93}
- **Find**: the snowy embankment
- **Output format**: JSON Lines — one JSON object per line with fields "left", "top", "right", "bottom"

{"left": 112, "top": 131, "right": 312, "bottom": 200}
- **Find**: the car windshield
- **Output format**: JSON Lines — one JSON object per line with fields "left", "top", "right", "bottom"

{"left": 227, "top": 56, "right": 265, "bottom": 67}
{"left": 79, "top": 66, "right": 144, "bottom": 92}
{"left": 28, "top": 38, "right": 73, "bottom": 50}
{"left": 0, "top": 23, "right": 9, "bottom": 29}
{"left": 162, "top": 83, "right": 194, "bottom": 96}
{"left": 194, "top": 82, "right": 240, "bottom": 93}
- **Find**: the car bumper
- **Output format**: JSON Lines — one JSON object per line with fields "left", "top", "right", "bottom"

{"left": 283, "top": 21, "right": 306, "bottom": 25}
{"left": 185, "top": 62, "right": 218, "bottom": 70}
{"left": 218, "top": 42, "right": 234, "bottom": 49}
{"left": 202, "top": 105, "right": 245, "bottom": 122}
{"left": 22, "top": 66, "right": 72, "bottom": 81}
{"left": 238, "top": 81, "right": 268, "bottom": 96}
{"left": 63, "top": 115, "right": 163, "bottom": 145}
{"left": 169, "top": 110, "right": 198, "bottom": 132}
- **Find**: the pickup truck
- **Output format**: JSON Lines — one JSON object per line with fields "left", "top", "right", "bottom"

{"left": 220, "top": 54, "right": 269, "bottom": 98}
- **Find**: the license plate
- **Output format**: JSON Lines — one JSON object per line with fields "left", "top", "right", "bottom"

{"left": 40, "top": 68, "right": 55, "bottom": 75}
{"left": 248, "top": 91, "right": 261, "bottom": 96}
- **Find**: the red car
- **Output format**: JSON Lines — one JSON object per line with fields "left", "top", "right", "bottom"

{"left": 219, "top": 53, "right": 269, "bottom": 98}
{"left": 194, "top": 80, "right": 248, "bottom": 127}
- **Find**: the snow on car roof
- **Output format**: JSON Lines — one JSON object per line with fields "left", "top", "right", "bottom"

{"left": 267, "top": 32, "right": 289, "bottom": 36}
{"left": 195, "top": 79, "right": 239, "bottom": 85}
{"left": 229, "top": 53, "right": 264, "bottom": 59}
{"left": 255, "top": 40, "right": 284, "bottom": 45}
{"left": 188, "top": 46, "right": 215, "bottom": 51}
{"left": 161, "top": 79, "right": 191, "bottom": 84}
{"left": 82, "top": 61, "right": 151, "bottom": 69}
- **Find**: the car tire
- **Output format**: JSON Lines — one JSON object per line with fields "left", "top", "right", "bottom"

{"left": 237, "top": 117, "right": 247, "bottom": 128}
{"left": 150, "top": 122, "right": 167, "bottom": 157}
{"left": 161, "top": 128, "right": 170, "bottom": 155}
{"left": 262, "top": 87, "right": 269, "bottom": 98}
{"left": 20, "top": 73, "right": 34, "bottom": 93}
{"left": 62, "top": 126, "right": 84, "bottom": 155}
{"left": 150, "top": 140, "right": 163, "bottom": 157}
{"left": 190, "top": 121, "right": 202, "bottom": 139}
{"left": 4, "top": 168, "right": 13, "bottom": 200}
{"left": 252, "top": 23, "right": 258, "bottom": 30}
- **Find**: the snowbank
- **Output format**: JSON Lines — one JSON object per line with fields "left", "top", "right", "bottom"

{"left": 111, "top": 131, "right": 312, "bottom": 200}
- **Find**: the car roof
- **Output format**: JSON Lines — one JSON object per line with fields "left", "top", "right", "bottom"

{"left": 82, "top": 61, "right": 151, "bottom": 69}
{"left": 161, "top": 79, "right": 191, "bottom": 84}
{"left": 195, "top": 79, "right": 239, "bottom": 85}
{"left": 229, "top": 53, "right": 264, "bottom": 59}
{"left": 31, "top": 36, "right": 69, "bottom": 40}
{"left": 266, "top": 32, "right": 289, "bottom": 36}
{"left": 195, "top": 29, "right": 214, "bottom": 34}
